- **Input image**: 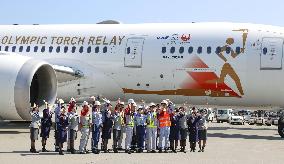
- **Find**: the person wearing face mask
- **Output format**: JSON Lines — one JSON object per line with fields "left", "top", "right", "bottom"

{"left": 79, "top": 101, "right": 91, "bottom": 154}
{"left": 57, "top": 106, "right": 69, "bottom": 155}
{"left": 178, "top": 106, "right": 188, "bottom": 153}
{"left": 91, "top": 100, "right": 103, "bottom": 154}
{"left": 117, "top": 100, "right": 125, "bottom": 151}
{"left": 113, "top": 101, "right": 124, "bottom": 153}
{"left": 54, "top": 98, "right": 65, "bottom": 152}
{"left": 40, "top": 103, "right": 53, "bottom": 152}
{"left": 101, "top": 102, "right": 113, "bottom": 153}
{"left": 124, "top": 99, "right": 136, "bottom": 154}
{"left": 197, "top": 109, "right": 208, "bottom": 152}
{"left": 135, "top": 105, "right": 147, "bottom": 153}
{"left": 146, "top": 103, "right": 158, "bottom": 153}
{"left": 158, "top": 100, "right": 171, "bottom": 153}
{"left": 67, "top": 98, "right": 76, "bottom": 152}
{"left": 29, "top": 104, "right": 41, "bottom": 153}
{"left": 68, "top": 104, "right": 79, "bottom": 154}
{"left": 187, "top": 107, "right": 201, "bottom": 152}
{"left": 169, "top": 108, "right": 180, "bottom": 153}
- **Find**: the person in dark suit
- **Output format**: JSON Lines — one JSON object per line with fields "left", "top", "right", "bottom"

{"left": 57, "top": 106, "right": 69, "bottom": 155}
{"left": 40, "top": 105, "right": 53, "bottom": 152}
{"left": 187, "top": 107, "right": 201, "bottom": 152}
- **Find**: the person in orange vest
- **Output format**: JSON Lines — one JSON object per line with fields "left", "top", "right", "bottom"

{"left": 158, "top": 100, "right": 171, "bottom": 153}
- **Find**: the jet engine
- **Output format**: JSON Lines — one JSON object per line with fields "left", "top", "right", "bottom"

{"left": 0, "top": 53, "right": 57, "bottom": 120}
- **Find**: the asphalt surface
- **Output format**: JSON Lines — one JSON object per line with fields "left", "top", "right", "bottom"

{"left": 0, "top": 121, "right": 283, "bottom": 164}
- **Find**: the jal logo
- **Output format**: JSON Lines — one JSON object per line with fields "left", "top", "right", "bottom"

{"left": 181, "top": 34, "right": 191, "bottom": 42}
{"left": 157, "top": 36, "right": 169, "bottom": 40}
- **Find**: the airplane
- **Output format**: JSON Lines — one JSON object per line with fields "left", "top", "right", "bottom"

{"left": 0, "top": 20, "right": 284, "bottom": 137}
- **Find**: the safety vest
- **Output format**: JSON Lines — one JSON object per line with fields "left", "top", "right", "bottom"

{"left": 126, "top": 115, "right": 134, "bottom": 127}
{"left": 147, "top": 112, "right": 157, "bottom": 128}
{"left": 159, "top": 112, "right": 171, "bottom": 127}
{"left": 81, "top": 114, "right": 91, "bottom": 128}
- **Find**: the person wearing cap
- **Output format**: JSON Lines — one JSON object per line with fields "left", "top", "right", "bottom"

{"left": 54, "top": 98, "right": 64, "bottom": 152}
{"left": 130, "top": 102, "right": 139, "bottom": 152}
{"left": 112, "top": 100, "right": 124, "bottom": 153}
{"left": 124, "top": 99, "right": 136, "bottom": 154}
{"left": 40, "top": 103, "right": 53, "bottom": 152}
{"left": 101, "top": 102, "right": 113, "bottom": 153}
{"left": 57, "top": 106, "right": 69, "bottom": 155}
{"left": 146, "top": 103, "right": 158, "bottom": 153}
{"left": 91, "top": 100, "right": 103, "bottom": 154}
{"left": 178, "top": 106, "right": 188, "bottom": 153}
{"left": 67, "top": 98, "right": 76, "bottom": 152}
{"left": 117, "top": 101, "right": 125, "bottom": 150}
{"left": 68, "top": 104, "right": 79, "bottom": 154}
{"left": 187, "top": 107, "right": 201, "bottom": 152}
{"left": 158, "top": 100, "right": 171, "bottom": 153}
{"left": 169, "top": 108, "right": 180, "bottom": 153}
{"left": 29, "top": 104, "right": 41, "bottom": 153}
{"left": 134, "top": 105, "right": 147, "bottom": 153}
{"left": 79, "top": 101, "right": 91, "bottom": 154}
{"left": 197, "top": 109, "right": 208, "bottom": 152}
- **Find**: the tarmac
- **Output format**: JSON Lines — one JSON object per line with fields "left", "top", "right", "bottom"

{"left": 0, "top": 121, "right": 283, "bottom": 164}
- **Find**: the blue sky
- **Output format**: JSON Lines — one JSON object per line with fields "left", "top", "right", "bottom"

{"left": 1, "top": 0, "right": 283, "bottom": 26}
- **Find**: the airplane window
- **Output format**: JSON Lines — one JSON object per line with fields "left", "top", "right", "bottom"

{"left": 26, "top": 46, "right": 30, "bottom": 52}
{"left": 72, "top": 46, "right": 76, "bottom": 53}
{"left": 19, "top": 46, "right": 23, "bottom": 52}
{"left": 170, "top": 47, "right": 175, "bottom": 54}
{"left": 179, "top": 47, "right": 184, "bottom": 54}
{"left": 64, "top": 46, "right": 68, "bottom": 53}
{"left": 87, "top": 46, "right": 91, "bottom": 53}
{"left": 5, "top": 46, "right": 9, "bottom": 51}
{"left": 41, "top": 46, "right": 45, "bottom": 52}
{"left": 103, "top": 46, "right": 107, "bottom": 53}
{"left": 188, "top": 47, "right": 193, "bottom": 54}
{"left": 226, "top": 47, "right": 231, "bottom": 54}
{"left": 56, "top": 46, "right": 60, "bottom": 53}
{"left": 197, "top": 46, "right": 202, "bottom": 54}
{"left": 263, "top": 47, "right": 267, "bottom": 55}
{"left": 207, "top": 47, "right": 211, "bottom": 54}
{"left": 79, "top": 46, "right": 84, "bottom": 53}
{"left": 236, "top": 47, "right": 241, "bottom": 54}
{"left": 95, "top": 46, "right": 99, "bottom": 53}
{"left": 162, "top": 47, "right": 166, "bottom": 53}
{"left": 215, "top": 47, "right": 221, "bottom": 53}
{"left": 49, "top": 46, "right": 53, "bottom": 53}
{"left": 12, "top": 46, "right": 16, "bottom": 52}
{"left": 34, "top": 46, "right": 38, "bottom": 52}
{"left": 126, "top": 47, "right": 130, "bottom": 54}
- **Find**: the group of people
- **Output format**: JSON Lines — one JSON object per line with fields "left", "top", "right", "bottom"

{"left": 29, "top": 97, "right": 208, "bottom": 155}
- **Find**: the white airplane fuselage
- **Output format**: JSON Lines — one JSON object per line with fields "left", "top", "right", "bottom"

{"left": 1, "top": 22, "right": 284, "bottom": 108}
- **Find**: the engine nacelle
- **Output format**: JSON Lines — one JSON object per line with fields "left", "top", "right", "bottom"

{"left": 0, "top": 53, "right": 57, "bottom": 120}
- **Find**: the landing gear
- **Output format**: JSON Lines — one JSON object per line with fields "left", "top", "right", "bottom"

{"left": 278, "top": 116, "right": 284, "bottom": 138}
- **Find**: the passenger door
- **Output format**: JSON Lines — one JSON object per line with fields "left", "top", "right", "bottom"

{"left": 260, "top": 37, "right": 283, "bottom": 70}
{"left": 124, "top": 37, "right": 144, "bottom": 68}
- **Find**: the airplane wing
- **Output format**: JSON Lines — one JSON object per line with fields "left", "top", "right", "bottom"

{"left": 52, "top": 65, "right": 84, "bottom": 83}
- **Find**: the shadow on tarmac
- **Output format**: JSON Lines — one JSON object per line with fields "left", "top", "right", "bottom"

{"left": 208, "top": 126, "right": 276, "bottom": 131}
{"left": 0, "top": 121, "right": 30, "bottom": 130}
{"left": 0, "top": 131, "right": 30, "bottom": 134}
{"left": 208, "top": 133, "right": 283, "bottom": 140}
